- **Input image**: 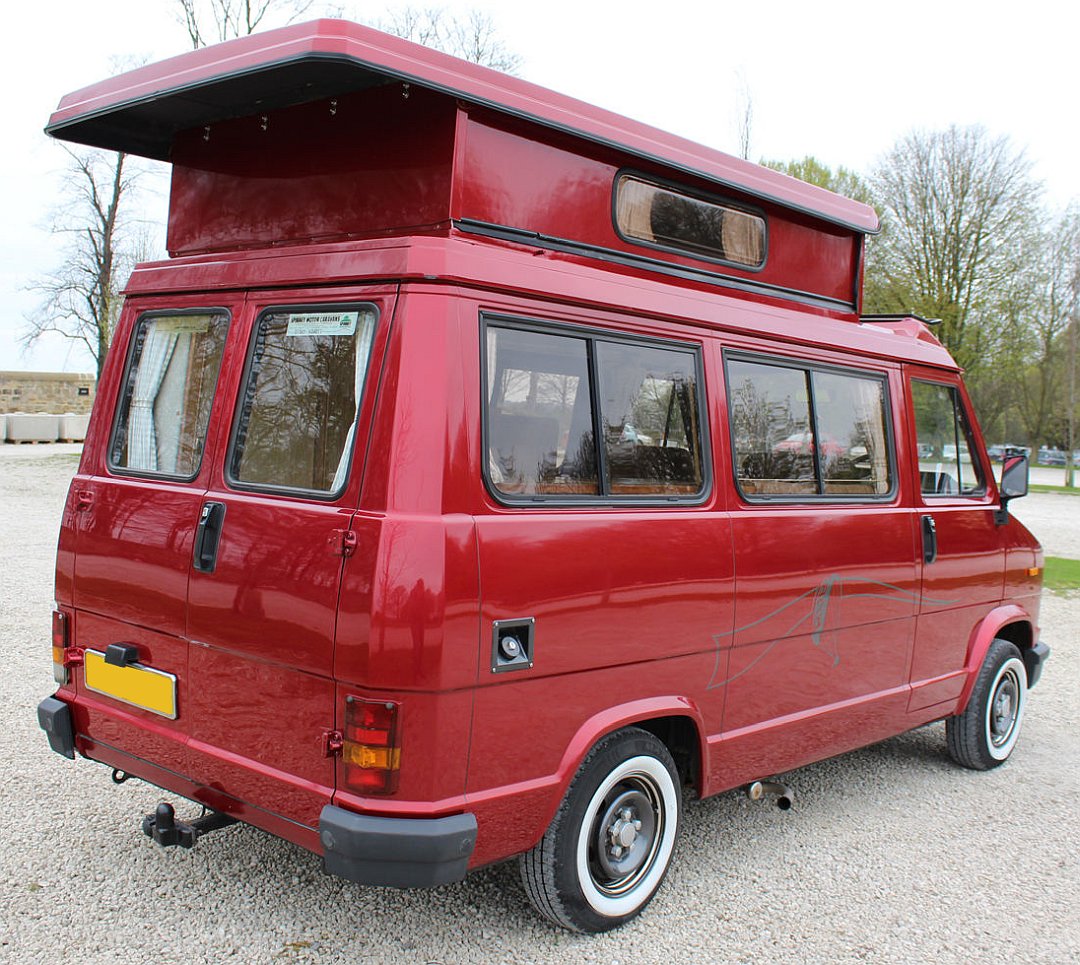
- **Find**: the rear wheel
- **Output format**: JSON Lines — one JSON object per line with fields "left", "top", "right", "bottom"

{"left": 946, "top": 638, "right": 1028, "bottom": 770}
{"left": 520, "top": 727, "right": 680, "bottom": 932}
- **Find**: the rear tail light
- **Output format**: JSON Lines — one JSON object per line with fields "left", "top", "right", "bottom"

{"left": 342, "top": 697, "right": 401, "bottom": 794}
{"left": 52, "top": 609, "right": 69, "bottom": 685}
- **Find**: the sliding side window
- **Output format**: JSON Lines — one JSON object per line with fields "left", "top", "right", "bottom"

{"left": 110, "top": 311, "right": 230, "bottom": 478}
{"left": 485, "top": 321, "right": 707, "bottom": 501}
{"left": 727, "top": 356, "right": 892, "bottom": 499}
{"left": 229, "top": 306, "right": 378, "bottom": 496}
{"left": 912, "top": 380, "right": 985, "bottom": 496}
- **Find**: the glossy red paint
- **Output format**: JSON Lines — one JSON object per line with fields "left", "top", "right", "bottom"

{"left": 42, "top": 21, "right": 1043, "bottom": 899}
{"left": 47, "top": 20, "right": 877, "bottom": 233}
{"left": 456, "top": 110, "right": 862, "bottom": 306}
{"left": 168, "top": 85, "right": 457, "bottom": 256}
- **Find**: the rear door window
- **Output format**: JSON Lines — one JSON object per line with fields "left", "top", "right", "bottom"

{"left": 109, "top": 310, "right": 230, "bottom": 478}
{"left": 228, "top": 305, "right": 378, "bottom": 497}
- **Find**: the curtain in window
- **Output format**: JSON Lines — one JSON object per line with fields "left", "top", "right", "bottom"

{"left": 127, "top": 327, "right": 179, "bottom": 471}
{"left": 330, "top": 315, "right": 377, "bottom": 493}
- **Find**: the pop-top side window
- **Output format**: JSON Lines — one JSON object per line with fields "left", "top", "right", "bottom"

{"left": 615, "top": 174, "right": 767, "bottom": 269}
{"left": 912, "top": 380, "right": 986, "bottom": 496}
{"left": 228, "top": 305, "right": 378, "bottom": 496}
{"left": 110, "top": 311, "right": 230, "bottom": 478}
{"left": 485, "top": 320, "right": 708, "bottom": 502}
{"left": 728, "top": 355, "right": 893, "bottom": 500}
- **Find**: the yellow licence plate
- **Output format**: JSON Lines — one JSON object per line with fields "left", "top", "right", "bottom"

{"left": 83, "top": 650, "right": 177, "bottom": 719}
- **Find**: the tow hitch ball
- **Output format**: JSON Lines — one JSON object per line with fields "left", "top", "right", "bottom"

{"left": 142, "top": 802, "right": 237, "bottom": 849}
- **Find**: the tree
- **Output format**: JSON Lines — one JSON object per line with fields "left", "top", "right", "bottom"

{"left": 733, "top": 71, "right": 754, "bottom": 161}
{"left": 377, "top": 6, "right": 521, "bottom": 72}
{"left": 866, "top": 126, "right": 1044, "bottom": 388}
{"left": 25, "top": 149, "right": 142, "bottom": 378}
{"left": 1011, "top": 208, "right": 1079, "bottom": 448}
{"left": 175, "top": 0, "right": 312, "bottom": 47}
{"left": 762, "top": 155, "right": 877, "bottom": 209}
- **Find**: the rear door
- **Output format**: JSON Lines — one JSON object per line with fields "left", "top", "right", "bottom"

{"left": 70, "top": 296, "right": 238, "bottom": 767}
{"left": 185, "top": 287, "right": 396, "bottom": 829}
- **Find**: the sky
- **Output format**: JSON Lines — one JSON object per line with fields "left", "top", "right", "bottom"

{"left": 1, "top": 0, "right": 1076, "bottom": 372}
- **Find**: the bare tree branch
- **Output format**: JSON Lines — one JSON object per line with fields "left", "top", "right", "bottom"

{"left": 376, "top": 6, "right": 522, "bottom": 73}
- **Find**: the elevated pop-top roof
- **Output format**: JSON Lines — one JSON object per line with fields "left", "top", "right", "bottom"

{"left": 47, "top": 19, "right": 878, "bottom": 235}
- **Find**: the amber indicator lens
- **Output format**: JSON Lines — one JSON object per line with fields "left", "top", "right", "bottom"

{"left": 342, "top": 698, "right": 400, "bottom": 794}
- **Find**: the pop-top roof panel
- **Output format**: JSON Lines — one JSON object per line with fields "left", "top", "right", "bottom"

{"left": 47, "top": 19, "right": 879, "bottom": 234}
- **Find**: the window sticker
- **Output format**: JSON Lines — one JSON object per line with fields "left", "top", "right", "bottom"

{"left": 285, "top": 311, "right": 359, "bottom": 337}
{"left": 152, "top": 315, "right": 212, "bottom": 335}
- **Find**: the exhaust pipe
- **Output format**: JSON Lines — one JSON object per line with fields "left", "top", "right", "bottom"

{"left": 746, "top": 779, "right": 794, "bottom": 810}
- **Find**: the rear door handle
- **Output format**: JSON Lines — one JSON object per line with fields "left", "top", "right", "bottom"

{"left": 192, "top": 501, "right": 226, "bottom": 573}
{"left": 921, "top": 514, "right": 937, "bottom": 564}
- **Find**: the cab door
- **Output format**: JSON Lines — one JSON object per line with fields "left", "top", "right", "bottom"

{"left": 184, "top": 287, "right": 396, "bottom": 829}
{"left": 905, "top": 368, "right": 1005, "bottom": 710}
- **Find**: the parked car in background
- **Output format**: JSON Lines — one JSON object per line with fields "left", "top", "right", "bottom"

{"left": 1037, "top": 447, "right": 1067, "bottom": 466}
{"left": 988, "top": 444, "right": 1028, "bottom": 462}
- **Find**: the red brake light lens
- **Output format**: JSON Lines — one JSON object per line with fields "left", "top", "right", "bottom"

{"left": 52, "top": 610, "right": 68, "bottom": 650}
{"left": 342, "top": 697, "right": 400, "bottom": 794}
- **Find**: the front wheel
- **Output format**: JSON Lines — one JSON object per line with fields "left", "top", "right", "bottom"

{"left": 520, "top": 727, "right": 681, "bottom": 932}
{"left": 946, "top": 638, "right": 1029, "bottom": 770}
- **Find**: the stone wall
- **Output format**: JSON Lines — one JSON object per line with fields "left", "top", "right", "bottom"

{"left": 0, "top": 372, "right": 97, "bottom": 414}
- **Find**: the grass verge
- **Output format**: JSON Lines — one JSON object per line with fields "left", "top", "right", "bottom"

{"left": 1029, "top": 483, "right": 1080, "bottom": 495}
{"left": 1044, "top": 556, "right": 1080, "bottom": 593}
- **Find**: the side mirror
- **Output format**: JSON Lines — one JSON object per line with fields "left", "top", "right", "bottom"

{"left": 995, "top": 454, "right": 1028, "bottom": 524}
{"left": 1000, "top": 453, "right": 1029, "bottom": 500}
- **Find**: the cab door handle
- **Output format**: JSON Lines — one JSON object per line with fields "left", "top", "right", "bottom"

{"left": 193, "top": 501, "right": 226, "bottom": 573}
{"left": 921, "top": 514, "right": 937, "bottom": 564}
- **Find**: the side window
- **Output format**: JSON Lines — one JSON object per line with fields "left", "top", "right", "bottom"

{"left": 229, "top": 306, "right": 378, "bottom": 496}
{"left": 110, "top": 311, "right": 230, "bottom": 478}
{"left": 486, "top": 326, "right": 597, "bottom": 496}
{"left": 728, "top": 355, "right": 893, "bottom": 499}
{"left": 912, "top": 380, "right": 986, "bottom": 496}
{"left": 484, "top": 321, "right": 707, "bottom": 501}
{"left": 728, "top": 359, "right": 815, "bottom": 496}
{"left": 596, "top": 341, "right": 704, "bottom": 494}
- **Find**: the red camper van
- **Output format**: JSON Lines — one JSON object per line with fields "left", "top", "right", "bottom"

{"left": 37, "top": 21, "right": 1048, "bottom": 933}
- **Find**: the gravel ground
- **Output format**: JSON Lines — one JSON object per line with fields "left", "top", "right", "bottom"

{"left": 2, "top": 445, "right": 1078, "bottom": 964}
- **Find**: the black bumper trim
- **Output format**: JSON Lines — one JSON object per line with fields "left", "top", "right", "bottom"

{"left": 1024, "top": 641, "right": 1050, "bottom": 689}
{"left": 38, "top": 696, "right": 76, "bottom": 759}
{"left": 319, "top": 805, "right": 477, "bottom": 888}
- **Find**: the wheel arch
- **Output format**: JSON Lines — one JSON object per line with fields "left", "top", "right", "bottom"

{"left": 956, "top": 605, "right": 1035, "bottom": 713}
{"left": 531, "top": 698, "right": 707, "bottom": 849}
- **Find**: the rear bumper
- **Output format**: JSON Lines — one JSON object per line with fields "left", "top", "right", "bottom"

{"left": 38, "top": 696, "right": 76, "bottom": 759}
{"left": 1025, "top": 640, "right": 1050, "bottom": 689}
{"left": 319, "top": 805, "right": 477, "bottom": 888}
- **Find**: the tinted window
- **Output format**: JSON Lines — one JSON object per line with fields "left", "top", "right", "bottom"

{"left": 110, "top": 311, "right": 229, "bottom": 477}
{"left": 615, "top": 174, "right": 766, "bottom": 268}
{"left": 230, "top": 306, "right": 378, "bottom": 495}
{"left": 485, "top": 322, "right": 707, "bottom": 501}
{"left": 598, "top": 341, "right": 704, "bottom": 495}
{"left": 912, "top": 380, "right": 985, "bottom": 496}
{"left": 486, "top": 326, "right": 597, "bottom": 496}
{"left": 728, "top": 356, "right": 892, "bottom": 499}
